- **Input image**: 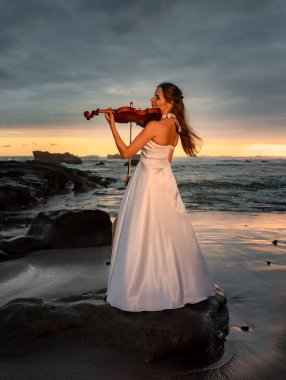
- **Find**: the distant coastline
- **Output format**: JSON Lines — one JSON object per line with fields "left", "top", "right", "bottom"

{"left": 1, "top": 155, "right": 286, "bottom": 159}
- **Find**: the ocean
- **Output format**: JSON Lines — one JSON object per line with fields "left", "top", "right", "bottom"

{"left": 1, "top": 156, "right": 286, "bottom": 217}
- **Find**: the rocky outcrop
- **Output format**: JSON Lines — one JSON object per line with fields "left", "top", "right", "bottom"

{"left": 0, "top": 289, "right": 229, "bottom": 364}
{"left": 106, "top": 153, "right": 141, "bottom": 161}
{"left": 0, "top": 160, "right": 115, "bottom": 211}
{"left": 94, "top": 161, "right": 105, "bottom": 166}
{"left": 0, "top": 209, "right": 112, "bottom": 260}
{"left": 33, "top": 151, "right": 82, "bottom": 165}
{"left": 0, "top": 249, "right": 9, "bottom": 261}
{"left": 107, "top": 153, "right": 121, "bottom": 159}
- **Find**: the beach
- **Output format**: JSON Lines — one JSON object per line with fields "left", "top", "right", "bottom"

{"left": 1, "top": 0, "right": 286, "bottom": 377}
{"left": 1, "top": 211, "right": 285, "bottom": 379}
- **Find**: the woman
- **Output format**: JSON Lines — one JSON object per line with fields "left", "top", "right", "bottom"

{"left": 105, "top": 82, "right": 214, "bottom": 312}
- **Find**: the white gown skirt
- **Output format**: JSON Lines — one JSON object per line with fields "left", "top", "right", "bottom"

{"left": 106, "top": 160, "right": 214, "bottom": 312}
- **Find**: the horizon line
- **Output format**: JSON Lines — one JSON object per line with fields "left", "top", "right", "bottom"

{"left": 0, "top": 154, "right": 286, "bottom": 159}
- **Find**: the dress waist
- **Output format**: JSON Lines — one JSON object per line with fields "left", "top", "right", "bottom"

{"left": 140, "top": 155, "right": 170, "bottom": 168}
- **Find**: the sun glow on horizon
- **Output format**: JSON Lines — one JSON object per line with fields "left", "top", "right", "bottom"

{"left": 0, "top": 127, "right": 286, "bottom": 158}
{"left": 244, "top": 144, "right": 286, "bottom": 156}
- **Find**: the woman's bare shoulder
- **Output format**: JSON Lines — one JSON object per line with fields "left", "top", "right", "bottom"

{"left": 151, "top": 117, "right": 179, "bottom": 146}
{"left": 143, "top": 120, "right": 160, "bottom": 131}
{"left": 158, "top": 117, "right": 174, "bottom": 126}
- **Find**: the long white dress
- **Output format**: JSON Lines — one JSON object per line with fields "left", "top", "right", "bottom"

{"left": 106, "top": 114, "right": 214, "bottom": 312}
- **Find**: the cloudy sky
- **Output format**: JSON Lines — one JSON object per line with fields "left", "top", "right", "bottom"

{"left": 1, "top": 0, "right": 285, "bottom": 157}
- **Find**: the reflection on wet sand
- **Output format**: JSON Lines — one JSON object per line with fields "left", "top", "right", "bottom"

{"left": 193, "top": 212, "right": 286, "bottom": 379}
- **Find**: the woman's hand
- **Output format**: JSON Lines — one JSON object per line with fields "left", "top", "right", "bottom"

{"left": 104, "top": 109, "right": 115, "bottom": 128}
{"left": 103, "top": 107, "right": 128, "bottom": 158}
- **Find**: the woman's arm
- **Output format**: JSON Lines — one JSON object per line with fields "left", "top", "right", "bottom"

{"left": 105, "top": 111, "right": 158, "bottom": 159}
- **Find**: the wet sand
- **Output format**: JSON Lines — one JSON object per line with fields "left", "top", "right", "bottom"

{"left": 0, "top": 211, "right": 286, "bottom": 379}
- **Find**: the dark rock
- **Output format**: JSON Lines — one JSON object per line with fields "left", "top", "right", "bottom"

{"left": 0, "top": 236, "right": 44, "bottom": 256}
{"left": 0, "top": 160, "right": 113, "bottom": 211}
{"left": 33, "top": 151, "right": 82, "bottom": 165}
{"left": 0, "top": 233, "right": 16, "bottom": 240}
{"left": 241, "top": 325, "right": 249, "bottom": 332}
{"left": 272, "top": 240, "right": 278, "bottom": 245}
{"left": 5, "top": 297, "right": 45, "bottom": 306}
{"left": 0, "top": 176, "right": 46, "bottom": 209}
{"left": 0, "top": 290, "right": 229, "bottom": 364}
{"left": 0, "top": 249, "right": 10, "bottom": 261}
{"left": 0, "top": 209, "right": 112, "bottom": 259}
{"left": 94, "top": 161, "right": 105, "bottom": 166}
{"left": 267, "top": 261, "right": 272, "bottom": 266}
{"left": 28, "top": 209, "right": 112, "bottom": 248}
{"left": 124, "top": 158, "right": 139, "bottom": 166}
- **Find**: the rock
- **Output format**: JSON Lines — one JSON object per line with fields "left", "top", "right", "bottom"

{"left": 0, "top": 209, "right": 112, "bottom": 259}
{"left": 124, "top": 158, "right": 139, "bottom": 166}
{"left": 241, "top": 325, "right": 249, "bottom": 331}
{"left": 272, "top": 240, "right": 278, "bottom": 245}
{"left": 0, "top": 175, "right": 47, "bottom": 210}
{"left": 0, "top": 160, "right": 114, "bottom": 211}
{"left": 107, "top": 153, "right": 140, "bottom": 162}
{"left": 33, "top": 151, "right": 82, "bottom": 165}
{"left": 107, "top": 153, "right": 121, "bottom": 159}
{"left": 0, "top": 236, "right": 44, "bottom": 256}
{"left": 28, "top": 209, "right": 112, "bottom": 248}
{"left": 0, "top": 249, "right": 10, "bottom": 261}
{"left": 0, "top": 290, "right": 229, "bottom": 364}
{"left": 94, "top": 161, "right": 105, "bottom": 166}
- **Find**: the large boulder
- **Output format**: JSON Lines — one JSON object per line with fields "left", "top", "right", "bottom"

{"left": 0, "top": 209, "right": 112, "bottom": 260}
{"left": 33, "top": 151, "right": 82, "bottom": 165}
{"left": 0, "top": 289, "right": 229, "bottom": 364}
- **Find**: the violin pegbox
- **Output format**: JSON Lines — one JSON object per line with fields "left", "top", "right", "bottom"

{"left": 83, "top": 109, "right": 99, "bottom": 120}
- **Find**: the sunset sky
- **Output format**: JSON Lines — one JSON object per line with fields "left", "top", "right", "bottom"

{"left": 1, "top": 0, "right": 285, "bottom": 157}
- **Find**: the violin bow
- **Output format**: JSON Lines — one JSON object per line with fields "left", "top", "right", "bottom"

{"left": 124, "top": 101, "right": 133, "bottom": 187}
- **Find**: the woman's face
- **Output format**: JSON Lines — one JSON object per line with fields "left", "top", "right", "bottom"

{"left": 150, "top": 87, "right": 173, "bottom": 114}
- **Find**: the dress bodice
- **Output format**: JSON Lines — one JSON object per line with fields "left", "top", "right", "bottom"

{"left": 140, "top": 113, "right": 179, "bottom": 168}
{"left": 140, "top": 139, "right": 174, "bottom": 168}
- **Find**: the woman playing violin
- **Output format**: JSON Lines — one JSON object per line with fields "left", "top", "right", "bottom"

{"left": 105, "top": 82, "right": 214, "bottom": 312}
{"left": 104, "top": 82, "right": 201, "bottom": 162}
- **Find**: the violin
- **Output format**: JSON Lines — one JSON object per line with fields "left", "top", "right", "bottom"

{"left": 83, "top": 107, "right": 161, "bottom": 127}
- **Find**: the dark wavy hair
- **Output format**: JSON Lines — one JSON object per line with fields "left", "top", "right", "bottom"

{"left": 158, "top": 82, "right": 202, "bottom": 157}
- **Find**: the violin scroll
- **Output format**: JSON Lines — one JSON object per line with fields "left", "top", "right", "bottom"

{"left": 83, "top": 109, "right": 100, "bottom": 120}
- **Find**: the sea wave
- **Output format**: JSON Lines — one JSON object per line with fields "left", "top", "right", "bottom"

{"left": 1, "top": 156, "right": 285, "bottom": 213}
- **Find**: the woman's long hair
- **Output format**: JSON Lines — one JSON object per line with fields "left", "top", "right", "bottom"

{"left": 158, "top": 82, "right": 202, "bottom": 157}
